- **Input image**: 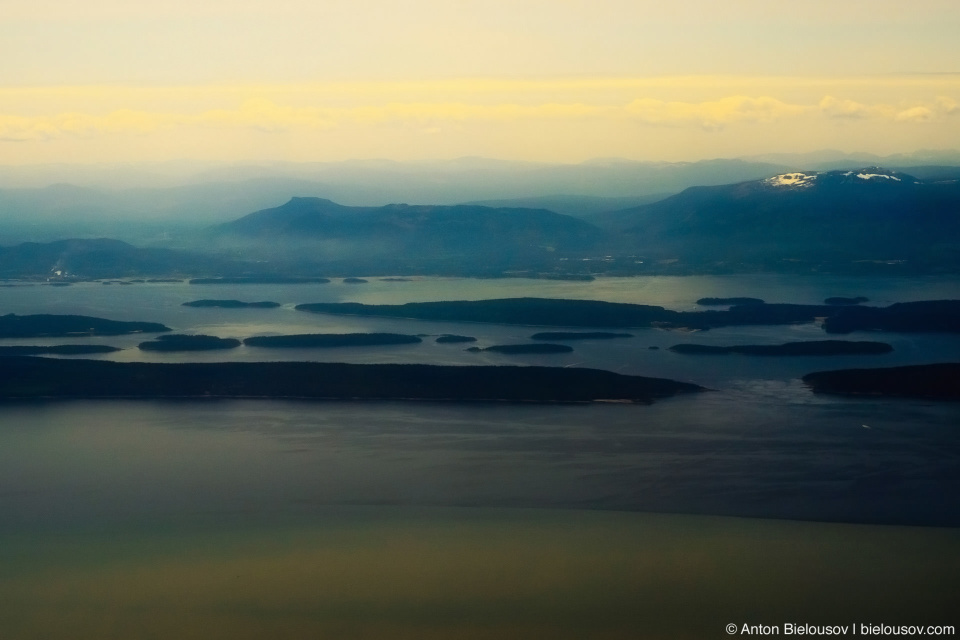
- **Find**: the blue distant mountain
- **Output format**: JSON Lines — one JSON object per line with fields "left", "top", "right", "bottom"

{"left": 599, "top": 167, "right": 960, "bottom": 270}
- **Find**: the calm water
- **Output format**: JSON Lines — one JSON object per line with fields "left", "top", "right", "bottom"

{"left": 1, "top": 274, "right": 958, "bottom": 637}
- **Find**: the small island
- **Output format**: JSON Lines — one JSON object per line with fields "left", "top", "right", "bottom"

{"left": 189, "top": 276, "right": 331, "bottom": 285}
{"left": 470, "top": 343, "right": 573, "bottom": 354}
{"left": 0, "top": 357, "right": 705, "bottom": 404}
{"left": 825, "top": 296, "right": 869, "bottom": 305}
{"left": 342, "top": 277, "right": 368, "bottom": 284}
{"left": 243, "top": 333, "right": 423, "bottom": 348}
{"left": 803, "top": 363, "right": 960, "bottom": 400}
{"left": 183, "top": 300, "right": 281, "bottom": 308}
{"left": 0, "top": 314, "right": 170, "bottom": 338}
{"left": 435, "top": 335, "right": 477, "bottom": 343}
{"left": 0, "top": 345, "right": 121, "bottom": 356}
{"left": 696, "top": 297, "right": 765, "bottom": 306}
{"left": 139, "top": 335, "right": 241, "bottom": 351}
{"left": 668, "top": 341, "right": 893, "bottom": 356}
{"left": 530, "top": 331, "right": 633, "bottom": 340}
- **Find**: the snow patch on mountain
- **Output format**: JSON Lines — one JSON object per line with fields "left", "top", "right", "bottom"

{"left": 857, "top": 172, "right": 901, "bottom": 181}
{"left": 763, "top": 172, "right": 819, "bottom": 188}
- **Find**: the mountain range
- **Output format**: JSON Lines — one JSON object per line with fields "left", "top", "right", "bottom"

{"left": 1, "top": 165, "right": 958, "bottom": 278}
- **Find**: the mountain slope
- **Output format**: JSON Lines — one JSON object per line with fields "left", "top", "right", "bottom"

{"left": 604, "top": 167, "right": 960, "bottom": 270}
{"left": 0, "top": 238, "right": 235, "bottom": 279}
{"left": 204, "top": 197, "right": 605, "bottom": 272}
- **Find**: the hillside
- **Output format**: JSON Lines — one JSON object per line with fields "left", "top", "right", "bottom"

{"left": 601, "top": 167, "right": 960, "bottom": 271}
{"left": 204, "top": 197, "right": 606, "bottom": 273}
{"left": 0, "top": 238, "right": 236, "bottom": 279}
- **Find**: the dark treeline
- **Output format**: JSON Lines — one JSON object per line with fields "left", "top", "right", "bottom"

{"left": 0, "top": 357, "right": 704, "bottom": 403}
{"left": 803, "top": 363, "right": 960, "bottom": 400}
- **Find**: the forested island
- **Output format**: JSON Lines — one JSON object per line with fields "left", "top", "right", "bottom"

{"left": 0, "top": 314, "right": 170, "bottom": 338}
{"left": 825, "top": 296, "right": 869, "bottom": 305}
{"left": 822, "top": 301, "right": 960, "bottom": 333}
{"left": 0, "top": 345, "right": 121, "bottom": 356}
{"left": 803, "top": 363, "right": 960, "bottom": 400}
{"left": 696, "top": 297, "right": 765, "bottom": 306}
{"left": 243, "top": 333, "right": 423, "bottom": 348}
{"left": 468, "top": 344, "right": 574, "bottom": 354}
{"left": 183, "top": 300, "right": 281, "bottom": 308}
{"left": 435, "top": 335, "right": 477, "bottom": 343}
{"left": 669, "top": 341, "right": 893, "bottom": 356}
{"left": 138, "top": 335, "right": 241, "bottom": 351}
{"left": 295, "top": 298, "right": 960, "bottom": 333}
{"left": 530, "top": 332, "right": 633, "bottom": 340}
{"left": 0, "top": 357, "right": 704, "bottom": 403}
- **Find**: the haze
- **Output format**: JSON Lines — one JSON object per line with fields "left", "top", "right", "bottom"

{"left": 2, "top": 0, "right": 959, "bottom": 166}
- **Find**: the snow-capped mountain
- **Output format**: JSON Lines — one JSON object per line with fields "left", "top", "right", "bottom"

{"left": 601, "top": 167, "right": 960, "bottom": 270}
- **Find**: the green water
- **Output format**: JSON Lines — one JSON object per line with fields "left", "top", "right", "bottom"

{"left": 1, "top": 508, "right": 956, "bottom": 639}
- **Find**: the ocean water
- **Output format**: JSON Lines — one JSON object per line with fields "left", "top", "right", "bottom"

{"left": 1, "top": 274, "right": 958, "bottom": 636}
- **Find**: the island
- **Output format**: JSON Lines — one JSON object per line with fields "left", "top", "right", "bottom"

{"left": 0, "top": 357, "right": 705, "bottom": 404}
{"left": 0, "top": 314, "right": 170, "bottom": 338}
{"left": 435, "top": 335, "right": 477, "bottom": 343}
{"left": 470, "top": 343, "right": 573, "bottom": 354}
{"left": 825, "top": 296, "right": 869, "bottom": 305}
{"left": 189, "top": 276, "right": 331, "bottom": 284}
{"left": 342, "top": 277, "right": 368, "bottom": 284}
{"left": 296, "top": 298, "right": 960, "bottom": 334}
{"left": 243, "top": 333, "right": 423, "bottom": 348}
{"left": 138, "top": 335, "right": 241, "bottom": 351}
{"left": 380, "top": 277, "right": 413, "bottom": 282}
{"left": 802, "top": 363, "right": 960, "bottom": 400}
{"left": 0, "top": 345, "right": 121, "bottom": 356}
{"left": 183, "top": 300, "right": 281, "bottom": 308}
{"left": 823, "top": 301, "right": 960, "bottom": 334}
{"left": 530, "top": 331, "right": 633, "bottom": 340}
{"left": 668, "top": 341, "right": 893, "bottom": 356}
{"left": 696, "top": 297, "right": 765, "bottom": 306}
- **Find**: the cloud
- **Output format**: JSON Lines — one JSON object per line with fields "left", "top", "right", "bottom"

{"left": 819, "top": 96, "right": 876, "bottom": 119}
{"left": 895, "top": 106, "right": 935, "bottom": 123}
{"left": 936, "top": 96, "right": 959, "bottom": 115}
{"left": 2, "top": 91, "right": 956, "bottom": 143}
{"left": 625, "top": 96, "right": 808, "bottom": 130}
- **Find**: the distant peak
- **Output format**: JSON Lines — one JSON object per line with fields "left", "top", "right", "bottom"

{"left": 828, "top": 167, "right": 919, "bottom": 184}
{"left": 763, "top": 172, "right": 819, "bottom": 188}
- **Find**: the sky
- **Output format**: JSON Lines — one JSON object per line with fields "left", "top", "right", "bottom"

{"left": 2, "top": 0, "right": 959, "bottom": 165}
